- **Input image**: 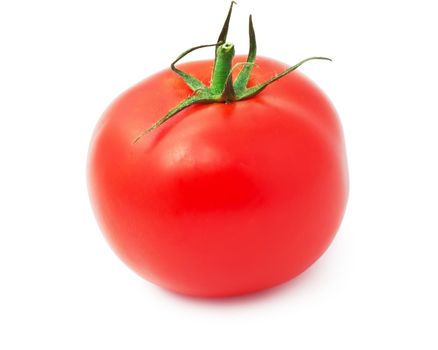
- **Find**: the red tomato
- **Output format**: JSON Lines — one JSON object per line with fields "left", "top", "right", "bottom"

{"left": 87, "top": 55, "right": 348, "bottom": 297}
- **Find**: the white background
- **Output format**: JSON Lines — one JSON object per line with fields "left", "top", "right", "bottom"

{"left": 1, "top": 0, "right": 437, "bottom": 348}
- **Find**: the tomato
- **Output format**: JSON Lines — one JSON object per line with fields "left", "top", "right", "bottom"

{"left": 88, "top": 55, "right": 348, "bottom": 297}
{"left": 87, "top": 3, "right": 348, "bottom": 297}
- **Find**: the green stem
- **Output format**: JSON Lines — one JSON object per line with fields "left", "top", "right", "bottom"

{"left": 210, "top": 43, "right": 235, "bottom": 95}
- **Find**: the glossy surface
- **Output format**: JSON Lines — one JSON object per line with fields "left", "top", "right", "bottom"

{"left": 88, "top": 56, "right": 348, "bottom": 297}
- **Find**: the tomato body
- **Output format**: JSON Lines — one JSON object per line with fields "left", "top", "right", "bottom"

{"left": 87, "top": 56, "right": 348, "bottom": 297}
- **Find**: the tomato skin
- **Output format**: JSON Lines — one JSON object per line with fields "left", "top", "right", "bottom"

{"left": 88, "top": 56, "right": 348, "bottom": 297}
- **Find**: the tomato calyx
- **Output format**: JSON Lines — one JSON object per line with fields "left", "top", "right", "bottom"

{"left": 133, "top": 2, "right": 331, "bottom": 143}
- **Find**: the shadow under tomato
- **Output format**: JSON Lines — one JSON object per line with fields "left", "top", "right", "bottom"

{"left": 154, "top": 258, "right": 328, "bottom": 307}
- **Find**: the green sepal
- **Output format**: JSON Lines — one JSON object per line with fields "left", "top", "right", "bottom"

{"left": 132, "top": 95, "right": 215, "bottom": 143}
{"left": 216, "top": 2, "right": 236, "bottom": 54}
{"left": 133, "top": 2, "right": 332, "bottom": 142}
{"left": 234, "top": 15, "right": 257, "bottom": 93}
{"left": 221, "top": 70, "right": 236, "bottom": 103}
{"left": 236, "top": 56, "right": 332, "bottom": 101}
{"left": 171, "top": 43, "right": 221, "bottom": 91}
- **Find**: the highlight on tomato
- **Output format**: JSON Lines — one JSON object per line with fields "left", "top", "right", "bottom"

{"left": 88, "top": 2, "right": 348, "bottom": 297}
